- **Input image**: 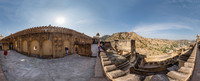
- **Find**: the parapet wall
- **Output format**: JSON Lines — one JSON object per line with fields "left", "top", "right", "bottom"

{"left": 111, "top": 40, "right": 135, "bottom": 54}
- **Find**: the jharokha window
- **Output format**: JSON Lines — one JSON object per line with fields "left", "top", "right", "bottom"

{"left": 33, "top": 46, "right": 37, "bottom": 50}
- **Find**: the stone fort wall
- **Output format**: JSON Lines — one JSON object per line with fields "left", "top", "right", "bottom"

{"left": 1, "top": 25, "right": 92, "bottom": 58}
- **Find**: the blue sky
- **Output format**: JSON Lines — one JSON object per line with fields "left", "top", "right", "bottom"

{"left": 0, "top": 0, "right": 200, "bottom": 40}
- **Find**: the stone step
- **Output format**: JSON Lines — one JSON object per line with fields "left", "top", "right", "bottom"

{"left": 101, "top": 53, "right": 107, "bottom": 57}
{"left": 189, "top": 56, "right": 195, "bottom": 59}
{"left": 101, "top": 55, "right": 108, "bottom": 58}
{"left": 121, "top": 64, "right": 131, "bottom": 72}
{"left": 184, "top": 62, "right": 194, "bottom": 68}
{"left": 179, "top": 56, "right": 189, "bottom": 61}
{"left": 103, "top": 61, "right": 112, "bottom": 66}
{"left": 168, "top": 77, "right": 178, "bottom": 81}
{"left": 178, "top": 67, "right": 193, "bottom": 74}
{"left": 187, "top": 58, "right": 195, "bottom": 63}
{"left": 114, "top": 74, "right": 141, "bottom": 81}
{"left": 117, "top": 61, "right": 129, "bottom": 69}
{"left": 144, "top": 76, "right": 153, "bottom": 81}
{"left": 102, "top": 58, "right": 109, "bottom": 61}
{"left": 104, "top": 65, "right": 117, "bottom": 72}
{"left": 107, "top": 70, "right": 126, "bottom": 79}
{"left": 167, "top": 71, "right": 189, "bottom": 81}
{"left": 122, "top": 54, "right": 131, "bottom": 58}
{"left": 190, "top": 54, "right": 196, "bottom": 57}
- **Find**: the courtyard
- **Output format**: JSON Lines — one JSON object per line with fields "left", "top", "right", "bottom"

{"left": 0, "top": 44, "right": 98, "bottom": 81}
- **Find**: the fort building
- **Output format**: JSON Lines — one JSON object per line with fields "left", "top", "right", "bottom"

{"left": 0, "top": 25, "right": 93, "bottom": 58}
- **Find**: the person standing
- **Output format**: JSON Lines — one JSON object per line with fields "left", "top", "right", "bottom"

{"left": 65, "top": 47, "right": 69, "bottom": 55}
{"left": 4, "top": 50, "right": 8, "bottom": 59}
{"left": 98, "top": 45, "right": 101, "bottom": 57}
{"left": 10, "top": 45, "right": 13, "bottom": 50}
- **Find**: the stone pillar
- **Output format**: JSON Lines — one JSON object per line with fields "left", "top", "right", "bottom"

{"left": 114, "top": 40, "right": 118, "bottom": 50}
{"left": 27, "top": 39, "right": 31, "bottom": 56}
{"left": 131, "top": 40, "right": 136, "bottom": 55}
{"left": 196, "top": 34, "right": 200, "bottom": 44}
{"left": 39, "top": 39, "right": 43, "bottom": 57}
{"left": 52, "top": 33, "right": 55, "bottom": 58}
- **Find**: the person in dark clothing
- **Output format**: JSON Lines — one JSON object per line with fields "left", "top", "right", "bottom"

{"left": 65, "top": 47, "right": 69, "bottom": 54}
{"left": 98, "top": 45, "right": 101, "bottom": 57}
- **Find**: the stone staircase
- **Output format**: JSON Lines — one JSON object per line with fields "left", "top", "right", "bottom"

{"left": 143, "top": 44, "right": 197, "bottom": 81}
{"left": 167, "top": 44, "right": 197, "bottom": 81}
{"left": 100, "top": 51, "right": 141, "bottom": 81}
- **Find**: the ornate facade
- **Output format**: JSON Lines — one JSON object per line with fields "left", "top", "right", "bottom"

{"left": 1, "top": 25, "right": 92, "bottom": 58}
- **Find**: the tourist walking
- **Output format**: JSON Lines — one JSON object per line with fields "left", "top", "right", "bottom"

{"left": 4, "top": 50, "right": 8, "bottom": 59}
{"left": 65, "top": 47, "right": 69, "bottom": 54}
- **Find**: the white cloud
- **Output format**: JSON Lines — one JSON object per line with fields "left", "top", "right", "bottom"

{"left": 132, "top": 23, "right": 193, "bottom": 40}
{"left": 133, "top": 23, "right": 192, "bottom": 34}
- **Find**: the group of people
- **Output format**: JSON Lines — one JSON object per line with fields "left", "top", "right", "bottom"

{"left": 97, "top": 43, "right": 103, "bottom": 57}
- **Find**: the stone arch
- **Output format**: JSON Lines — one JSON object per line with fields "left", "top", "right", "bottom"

{"left": 43, "top": 40, "right": 53, "bottom": 55}
{"left": 30, "top": 40, "right": 40, "bottom": 55}
{"left": 22, "top": 40, "right": 28, "bottom": 53}
{"left": 63, "top": 40, "right": 71, "bottom": 54}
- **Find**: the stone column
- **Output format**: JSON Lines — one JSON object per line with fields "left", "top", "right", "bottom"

{"left": 39, "top": 36, "right": 43, "bottom": 58}
{"left": 52, "top": 33, "right": 55, "bottom": 58}
{"left": 27, "top": 39, "right": 31, "bottom": 56}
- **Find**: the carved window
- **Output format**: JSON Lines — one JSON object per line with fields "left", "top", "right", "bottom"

{"left": 33, "top": 46, "right": 37, "bottom": 50}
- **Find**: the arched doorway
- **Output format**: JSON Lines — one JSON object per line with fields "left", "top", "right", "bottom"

{"left": 30, "top": 40, "right": 40, "bottom": 55}
{"left": 22, "top": 40, "right": 28, "bottom": 53}
{"left": 63, "top": 40, "right": 71, "bottom": 54}
{"left": 43, "top": 40, "right": 52, "bottom": 55}
{"left": 9, "top": 42, "right": 13, "bottom": 50}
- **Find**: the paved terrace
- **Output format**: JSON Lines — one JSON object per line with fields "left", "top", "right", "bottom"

{"left": 0, "top": 56, "right": 7, "bottom": 81}
{"left": 0, "top": 44, "right": 98, "bottom": 81}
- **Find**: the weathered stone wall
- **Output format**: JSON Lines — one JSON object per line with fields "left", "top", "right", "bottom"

{"left": 1, "top": 26, "right": 93, "bottom": 58}
{"left": 2, "top": 44, "right": 9, "bottom": 50}
{"left": 112, "top": 40, "right": 136, "bottom": 53}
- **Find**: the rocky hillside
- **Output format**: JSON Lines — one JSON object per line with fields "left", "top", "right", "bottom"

{"left": 101, "top": 32, "right": 193, "bottom": 55}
